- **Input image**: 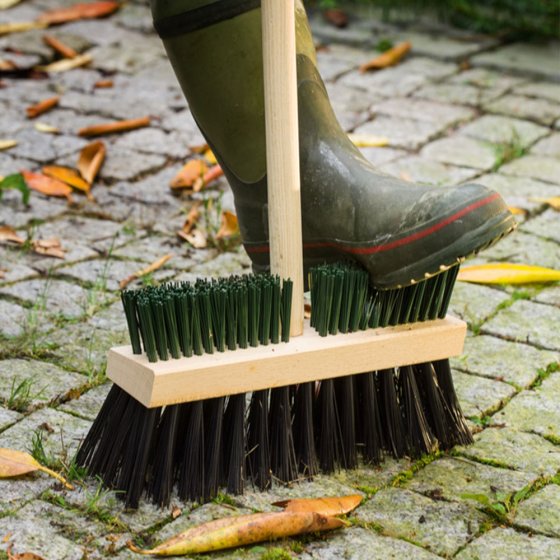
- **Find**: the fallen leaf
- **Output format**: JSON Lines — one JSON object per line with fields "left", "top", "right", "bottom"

{"left": 171, "top": 506, "right": 182, "bottom": 520}
{"left": 26, "top": 95, "right": 59, "bottom": 119}
{"left": 42, "top": 165, "right": 91, "bottom": 198}
{"left": 179, "top": 202, "right": 201, "bottom": 236}
{"left": 32, "top": 238, "right": 66, "bottom": 259}
{"left": 0, "top": 139, "right": 17, "bottom": 151}
{"left": 34, "top": 122, "right": 60, "bottom": 134}
{"left": 78, "top": 140, "right": 105, "bottom": 183}
{"left": 530, "top": 196, "right": 560, "bottom": 211}
{"left": 0, "top": 21, "right": 47, "bottom": 36}
{"left": 216, "top": 210, "right": 239, "bottom": 240}
{"left": 0, "top": 0, "right": 22, "bottom": 9}
{"left": 170, "top": 159, "right": 207, "bottom": 190}
{"left": 0, "top": 225, "right": 24, "bottom": 245}
{"left": 37, "top": 53, "right": 92, "bottom": 73}
{"left": 359, "top": 41, "right": 411, "bottom": 73}
{"left": 128, "top": 511, "right": 344, "bottom": 555}
{"left": 347, "top": 133, "right": 389, "bottom": 148}
{"left": 21, "top": 170, "right": 74, "bottom": 203}
{"left": 272, "top": 495, "right": 363, "bottom": 516}
{"left": 322, "top": 8, "right": 348, "bottom": 28}
{"left": 203, "top": 148, "right": 217, "bottom": 165}
{"left": 6, "top": 542, "right": 48, "bottom": 560}
{"left": 78, "top": 116, "right": 150, "bottom": 137}
{"left": 94, "top": 78, "right": 113, "bottom": 88}
{"left": 0, "top": 174, "right": 30, "bottom": 204}
{"left": 458, "top": 263, "right": 560, "bottom": 285}
{"left": 38, "top": 1, "right": 120, "bottom": 24}
{"left": 119, "top": 254, "right": 174, "bottom": 289}
{"left": 178, "top": 228, "right": 207, "bottom": 249}
{"left": 193, "top": 164, "right": 224, "bottom": 192}
{"left": 507, "top": 206, "right": 527, "bottom": 216}
{"left": 189, "top": 142, "right": 210, "bottom": 154}
{"left": 0, "top": 58, "right": 17, "bottom": 71}
{"left": 43, "top": 34, "right": 78, "bottom": 58}
{"left": 0, "top": 448, "right": 73, "bottom": 489}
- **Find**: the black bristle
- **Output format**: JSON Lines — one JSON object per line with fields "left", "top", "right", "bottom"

{"left": 335, "top": 376, "right": 357, "bottom": 468}
{"left": 315, "top": 379, "right": 341, "bottom": 473}
{"left": 355, "top": 372, "right": 383, "bottom": 464}
{"left": 203, "top": 397, "right": 224, "bottom": 500}
{"left": 292, "top": 382, "right": 318, "bottom": 477}
{"left": 269, "top": 387, "right": 297, "bottom": 482}
{"left": 222, "top": 393, "right": 246, "bottom": 494}
{"left": 377, "top": 369, "right": 407, "bottom": 458}
{"left": 247, "top": 389, "right": 271, "bottom": 490}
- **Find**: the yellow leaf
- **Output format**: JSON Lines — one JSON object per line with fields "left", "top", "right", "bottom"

{"left": 272, "top": 495, "right": 362, "bottom": 516}
{"left": 530, "top": 196, "right": 560, "bottom": 211}
{"left": 78, "top": 140, "right": 105, "bottom": 184}
{"left": 347, "top": 133, "right": 389, "bottom": 148}
{"left": 216, "top": 210, "right": 239, "bottom": 240}
{"left": 458, "top": 263, "right": 560, "bottom": 285}
{"left": 119, "top": 254, "right": 174, "bottom": 289}
{"left": 128, "top": 511, "right": 345, "bottom": 555}
{"left": 0, "top": 21, "right": 47, "bottom": 36}
{"left": 0, "top": 139, "right": 17, "bottom": 151}
{"left": 34, "top": 122, "right": 60, "bottom": 134}
{"left": 203, "top": 148, "right": 217, "bottom": 165}
{"left": 37, "top": 53, "right": 92, "bottom": 73}
{"left": 507, "top": 206, "right": 526, "bottom": 216}
{"left": 0, "top": 448, "right": 73, "bottom": 489}
{"left": 0, "top": 0, "right": 22, "bottom": 9}
{"left": 42, "top": 165, "right": 91, "bottom": 197}
{"left": 359, "top": 41, "right": 412, "bottom": 73}
{"left": 170, "top": 159, "right": 207, "bottom": 190}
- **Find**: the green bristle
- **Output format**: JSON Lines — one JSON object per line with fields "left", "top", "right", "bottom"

{"left": 409, "top": 280, "right": 426, "bottom": 323}
{"left": 308, "top": 268, "right": 317, "bottom": 328}
{"left": 388, "top": 288, "right": 405, "bottom": 326}
{"left": 439, "top": 265, "right": 459, "bottom": 318}
{"left": 210, "top": 286, "right": 227, "bottom": 352}
{"left": 280, "top": 279, "right": 292, "bottom": 342}
{"left": 236, "top": 282, "right": 248, "bottom": 349}
{"left": 198, "top": 287, "right": 214, "bottom": 354}
{"left": 339, "top": 268, "right": 355, "bottom": 333}
{"left": 121, "top": 290, "right": 142, "bottom": 354}
{"left": 248, "top": 278, "right": 260, "bottom": 347}
{"left": 175, "top": 291, "right": 193, "bottom": 358}
{"left": 163, "top": 295, "right": 181, "bottom": 359}
{"left": 151, "top": 298, "right": 169, "bottom": 361}
{"left": 259, "top": 277, "right": 272, "bottom": 345}
{"left": 400, "top": 284, "right": 419, "bottom": 324}
{"left": 271, "top": 275, "right": 280, "bottom": 344}
{"left": 225, "top": 286, "right": 238, "bottom": 351}
{"left": 428, "top": 271, "right": 447, "bottom": 320}
{"left": 328, "top": 270, "right": 343, "bottom": 335}
{"left": 418, "top": 276, "right": 437, "bottom": 321}
{"left": 359, "top": 294, "right": 375, "bottom": 330}
{"left": 349, "top": 272, "right": 367, "bottom": 332}
{"left": 137, "top": 297, "right": 158, "bottom": 363}
{"left": 190, "top": 294, "right": 204, "bottom": 356}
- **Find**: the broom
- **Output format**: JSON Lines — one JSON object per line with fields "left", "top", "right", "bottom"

{"left": 76, "top": 0, "right": 472, "bottom": 508}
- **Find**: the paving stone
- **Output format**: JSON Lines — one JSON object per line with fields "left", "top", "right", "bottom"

{"left": 521, "top": 209, "right": 560, "bottom": 243}
{"left": 531, "top": 133, "right": 560, "bottom": 157}
{"left": 305, "top": 526, "right": 441, "bottom": 560}
{"left": 535, "top": 286, "right": 560, "bottom": 306}
{"left": 484, "top": 94, "right": 560, "bottom": 126}
{"left": 515, "top": 484, "right": 560, "bottom": 537}
{"left": 354, "top": 116, "right": 445, "bottom": 150}
{"left": 420, "top": 136, "right": 497, "bottom": 169}
{"left": 0, "top": 476, "right": 51, "bottom": 516}
{"left": 449, "top": 282, "right": 509, "bottom": 325}
{"left": 0, "top": 407, "right": 90, "bottom": 459}
{"left": 109, "top": 127, "right": 191, "bottom": 159}
{"left": 5, "top": 29, "right": 91, "bottom": 59}
{"left": 451, "top": 335, "right": 557, "bottom": 388}
{"left": 407, "top": 456, "right": 535, "bottom": 504}
{"left": 0, "top": 299, "right": 28, "bottom": 338}
{"left": 379, "top": 155, "right": 479, "bottom": 186}
{"left": 357, "top": 487, "right": 487, "bottom": 556}
{"left": 0, "top": 257, "right": 37, "bottom": 285}
{"left": 317, "top": 45, "right": 363, "bottom": 81}
{"left": 340, "top": 67, "right": 426, "bottom": 98}
{"left": 492, "top": 372, "right": 560, "bottom": 440}
{"left": 309, "top": 13, "right": 376, "bottom": 47}
{"left": 480, "top": 230, "right": 560, "bottom": 269}
{"left": 58, "top": 382, "right": 111, "bottom": 420}
{"left": 452, "top": 369, "right": 517, "bottom": 418}
{"left": 189, "top": 249, "right": 252, "bottom": 277}
{"left": 500, "top": 154, "right": 560, "bottom": 185}
{"left": 10, "top": 128, "right": 86, "bottom": 163}
{"left": 359, "top": 146, "right": 406, "bottom": 167}
{"left": 113, "top": 235, "right": 186, "bottom": 264}
{"left": 0, "top": 278, "right": 91, "bottom": 320}
{"left": 0, "top": 406, "right": 22, "bottom": 430}
{"left": 458, "top": 427, "right": 560, "bottom": 476}
{"left": 0, "top": 359, "right": 85, "bottom": 411}
{"left": 459, "top": 114, "right": 549, "bottom": 147}
{"left": 0, "top": 153, "right": 35, "bottom": 177}
{"left": 449, "top": 67, "right": 527, "bottom": 90}
{"left": 113, "top": 1, "right": 153, "bottom": 33}
{"left": 455, "top": 527, "right": 560, "bottom": 560}
{"left": 98, "top": 148, "right": 166, "bottom": 182}
{"left": 413, "top": 82, "right": 501, "bottom": 107}
{"left": 325, "top": 81, "right": 377, "bottom": 130}
{"left": 475, "top": 173, "right": 560, "bottom": 213}
{"left": 516, "top": 81, "right": 560, "bottom": 103}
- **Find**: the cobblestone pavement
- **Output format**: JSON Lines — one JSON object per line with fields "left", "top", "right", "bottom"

{"left": 1, "top": 2, "right": 559, "bottom": 559}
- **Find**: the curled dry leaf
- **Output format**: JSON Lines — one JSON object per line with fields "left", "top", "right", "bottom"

{"left": 458, "top": 263, "right": 560, "bottom": 285}
{"left": 78, "top": 140, "right": 106, "bottom": 184}
{"left": 0, "top": 139, "right": 17, "bottom": 151}
{"left": 179, "top": 202, "right": 201, "bottom": 236}
{"left": 32, "top": 238, "right": 66, "bottom": 259}
{"left": 0, "top": 58, "right": 17, "bottom": 71}
{"left": 94, "top": 79, "right": 113, "bottom": 88}
{"left": 216, "top": 210, "right": 239, "bottom": 240}
{"left": 26, "top": 95, "right": 60, "bottom": 119}
{"left": 359, "top": 41, "right": 412, "bottom": 73}
{"left": 78, "top": 116, "right": 150, "bottom": 137}
{"left": 170, "top": 159, "right": 207, "bottom": 190}
{"left": 347, "top": 133, "right": 389, "bottom": 148}
{"left": 128, "top": 511, "right": 344, "bottom": 556}
{"left": 272, "top": 495, "right": 363, "bottom": 516}
{"left": 37, "top": 53, "right": 92, "bottom": 73}
{"left": 42, "top": 165, "right": 91, "bottom": 198}
{"left": 119, "top": 254, "right": 174, "bottom": 289}
{"left": 171, "top": 506, "right": 182, "bottom": 520}
{"left": 0, "top": 21, "right": 47, "bottom": 36}
{"left": 0, "top": 448, "right": 73, "bottom": 489}
{"left": 193, "top": 164, "right": 224, "bottom": 192}
{"left": 38, "top": 1, "right": 120, "bottom": 24}
{"left": 43, "top": 34, "right": 78, "bottom": 59}
{"left": 6, "top": 542, "right": 47, "bottom": 560}
{"left": 0, "top": 225, "right": 24, "bottom": 245}
{"left": 35, "top": 122, "right": 60, "bottom": 134}
{"left": 21, "top": 170, "right": 74, "bottom": 203}
{"left": 179, "top": 228, "right": 207, "bottom": 249}
{"left": 189, "top": 142, "right": 210, "bottom": 154}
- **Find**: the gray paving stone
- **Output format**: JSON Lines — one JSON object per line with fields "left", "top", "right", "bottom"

{"left": 535, "top": 286, "right": 560, "bottom": 306}
{"left": 357, "top": 487, "right": 487, "bottom": 556}
{"left": 458, "top": 427, "right": 560, "bottom": 476}
{"left": 491, "top": 372, "right": 560, "bottom": 439}
{"left": 452, "top": 369, "right": 517, "bottom": 418}
{"left": 451, "top": 335, "right": 557, "bottom": 388}
{"left": 317, "top": 45, "right": 363, "bottom": 82}
{"left": 354, "top": 116, "right": 445, "bottom": 150}
{"left": 449, "top": 282, "right": 509, "bottom": 325}
{"left": 0, "top": 406, "right": 22, "bottom": 430}
{"left": 521, "top": 209, "right": 560, "bottom": 243}
{"left": 113, "top": 235, "right": 186, "bottom": 265}
{"left": 189, "top": 249, "right": 252, "bottom": 277}
{"left": 460, "top": 114, "right": 549, "bottom": 147}
{"left": 413, "top": 82, "right": 501, "bottom": 107}
{"left": 471, "top": 42, "right": 560, "bottom": 81}
{"left": 0, "top": 359, "right": 85, "bottom": 411}
{"left": 109, "top": 127, "right": 191, "bottom": 159}
{"left": 484, "top": 94, "right": 560, "bottom": 126}
{"left": 500, "top": 154, "right": 560, "bottom": 185}
{"left": 407, "top": 456, "right": 535, "bottom": 504}
{"left": 455, "top": 527, "right": 560, "bottom": 560}
{"left": 309, "top": 13, "right": 376, "bottom": 48}
{"left": 10, "top": 128, "right": 86, "bottom": 163}
{"left": 5, "top": 29, "right": 91, "bottom": 59}
{"left": 449, "top": 67, "right": 527, "bottom": 91}
{"left": 0, "top": 278, "right": 91, "bottom": 320}
{"left": 0, "top": 153, "right": 35, "bottom": 177}
{"left": 340, "top": 67, "right": 425, "bottom": 98}
{"left": 359, "top": 146, "right": 407, "bottom": 167}
{"left": 305, "top": 526, "right": 441, "bottom": 560}
{"left": 515, "top": 484, "right": 560, "bottom": 537}
{"left": 0, "top": 474, "right": 53, "bottom": 516}
{"left": 532, "top": 133, "right": 560, "bottom": 157}
{"left": 379, "top": 155, "right": 478, "bottom": 186}
{"left": 482, "top": 299, "right": 560, "bottom": 351}
{"left": 0, "top": 256, "right": 37, "bottom": 285}
{"left": 0, "top": 299, "right": 28, "bottom": 338}
{"left": 58, "top": 382, "right": 111, "bottom": 420}
{"left": 420, "top": 136, "right": 497, "bottom": 169}
{"left": 516, "top": 81, "right": 560, "bottom": 103}
{"left": 99, "top": 148, "right": 166, "bottom": 182}
{"left": 371, "top": 97, "right": 474, "bottom": 125}
{"left": 0, "top": 190, "right": 67, "bottom": 229}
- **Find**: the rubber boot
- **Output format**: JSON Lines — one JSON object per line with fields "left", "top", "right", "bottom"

{"left": 151, "top": 0, "right": 515, "bottom": 289}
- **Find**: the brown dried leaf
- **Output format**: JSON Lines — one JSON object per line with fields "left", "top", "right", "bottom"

{"left": 272, "top": 495, "right": 363, "bottom": 516}
{"left": 78, "top": 140, "right": 105, "bottom": 184}
{"left": 0, "top": 58, "right": 17, "bottom": 71}
{"left": 32, "top": 238, "right": 66, "bottom": 259}
{"left": 179, "top": 202, "right": 201, "bottom": 236}
{"left": 322, "top": 8, "right": 348, "bottom": 28}
{"left": 129, "top": 511, "right": 345, "bottom": 555}
{"left": 119, "top": 254, "right": 174, "bottom": 289}
{"left": 38, "top": 1, "right": 120, "bottom": 24}
{"left": 189, "top": 142, "right": 210, "bottom": 154}
{"left": 171, "top": 506, "right": 182, "bottom": 520}
{"left": 0, "top": 0, "right": 23, "bottom": 9}
{"left": 0, "top": 225, "right": 24, "bottom": 245}
{"left": 6, "top": 543, "right": 47, "bottom": 560}
{"left": 178, "top": 228, "right": 207, "bottom": 249}
{"left": 193, "top": 164, "right": 224, "bottom": 192}
{"left": 0, "top": 139, "right": 17, "bottom": 151}
{"left": 170, "top": 159, "right": 207, "bottom": 190}
{"left": 359, "top": 41, "right": 411, "bottom": 73}
{"left": 42, "top": 165, "right": 91, "bottom": 198}
{"left": 0, "top": 448, "right": 73, "bottom": 489}
{"left": 26, "top": 95, "right": 59, "bottom": 119}
{"left": 216, "top": 210, "right": 239, "bottom": 240}
{"left": 0, "top": 21, "right": 47, "bottom": 36}
{"left": 43, "top": 34, "right": 78, "bottom": 58}
{"left": 37, "top": 53, "right": 92, "bottom": 73}
{"left": 78, "top": 116, "right": 150, "bottom": 137}
{"left": 21, "top": 170, "right": 74, "bottom": 203}
{"left": 94, "top": 79, "right": 113, "bottom": 88}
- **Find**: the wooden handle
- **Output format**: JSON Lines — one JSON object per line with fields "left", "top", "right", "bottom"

{"left": 261, "top": 0, "right": 304, "bottom": 337}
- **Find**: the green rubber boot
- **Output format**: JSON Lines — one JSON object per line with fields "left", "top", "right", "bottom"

{"left": 151, "top": 0, "right": 515, "bottom": 289}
